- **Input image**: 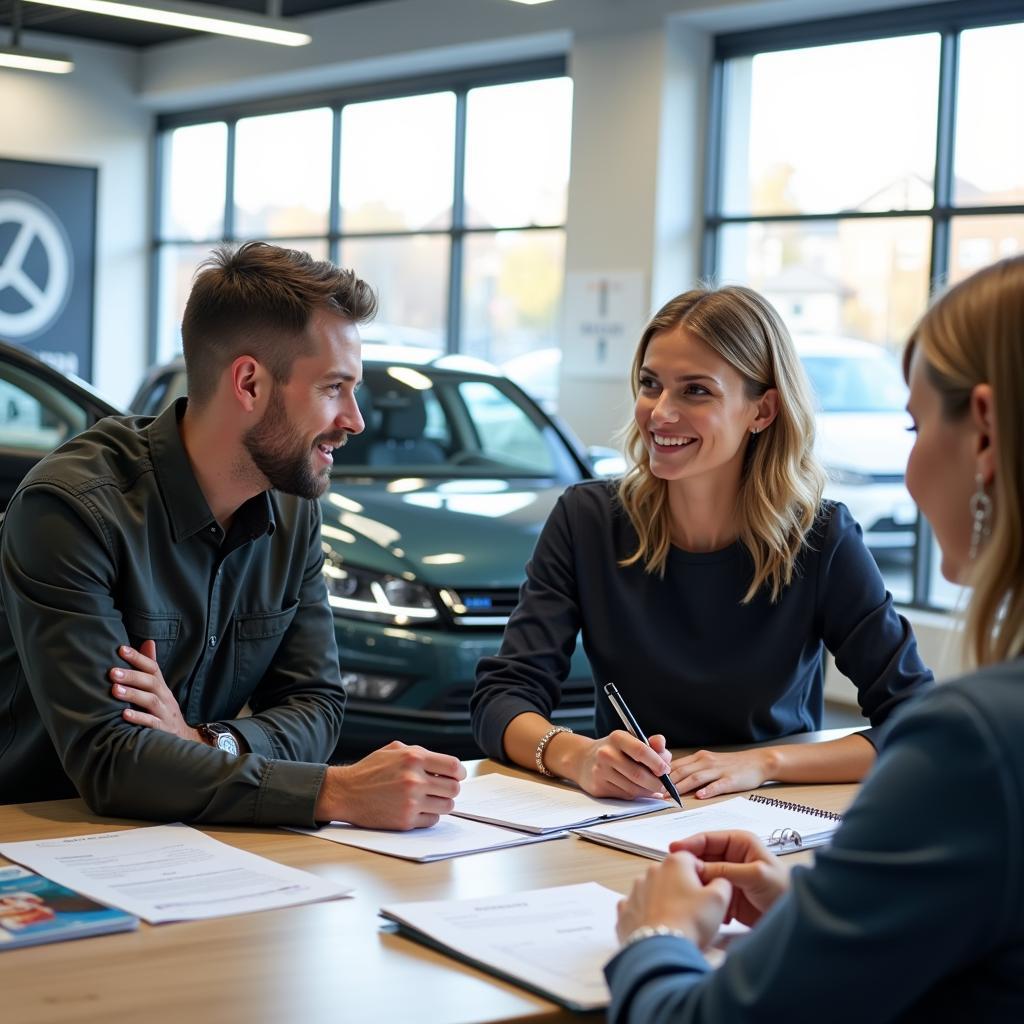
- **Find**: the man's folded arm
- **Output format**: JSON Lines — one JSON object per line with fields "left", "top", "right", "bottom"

{"left": 1, "top": 485, "right": 325, "bottom": 826}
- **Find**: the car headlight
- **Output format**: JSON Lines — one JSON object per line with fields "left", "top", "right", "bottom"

{"left": 826, "top": 466, "right": 873, "bottom": 486}
{"left": 322, "top": 558, "right": 439, "bottom": 624}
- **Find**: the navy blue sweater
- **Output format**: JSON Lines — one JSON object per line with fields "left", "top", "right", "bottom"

{"left": 470, "top": 480, "right": 931, "bottom": 757}
{"left": 605, "top": 658, "right": 1024, "bottom": 1022}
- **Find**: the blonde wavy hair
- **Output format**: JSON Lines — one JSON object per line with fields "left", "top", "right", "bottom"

{"left": 904, "top": 255, "right": 1024, "bottom": 667}
{"left": 617, "top": 285, "right": 825, "bottom": 603}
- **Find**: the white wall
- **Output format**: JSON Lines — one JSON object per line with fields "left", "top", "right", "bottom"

{"left": 0, "top": 35, "right": 151, "bottom": 406}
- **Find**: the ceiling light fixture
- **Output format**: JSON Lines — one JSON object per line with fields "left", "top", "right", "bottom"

{"left": 506, "top": 0, "right": 557, "bottom": 5}
{"left": 2, "top": 1, "right": 73, "bottom": 74}
{"left": 24, "top": 0, "right": 312, "bottom": 46}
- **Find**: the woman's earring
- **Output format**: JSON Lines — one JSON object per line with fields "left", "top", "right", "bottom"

{"left": 968, "top": 472, "right": 992, "bottom": 562}
{"left": 751, "top": 427, "right": 760, "bottom": 435}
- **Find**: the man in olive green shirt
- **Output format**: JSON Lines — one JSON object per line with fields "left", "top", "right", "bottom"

{"left": 0, "top": 242, "right": 464, "bottom": 826}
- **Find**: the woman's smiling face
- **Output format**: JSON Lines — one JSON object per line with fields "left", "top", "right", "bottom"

{"left": 634, "top": 325, "right": 766, "bottom": 484}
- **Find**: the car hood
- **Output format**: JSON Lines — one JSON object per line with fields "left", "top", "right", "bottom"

{"left": 815, "top": 412, "right": 913, "bottom": 474}
{"left": 319, "top": 477, "right": 568, "bottom": 587}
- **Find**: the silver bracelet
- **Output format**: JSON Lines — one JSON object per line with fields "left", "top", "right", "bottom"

{"left": 622, "top": 924, "right": 692, "bottom": 948}
{"left": 534, "top": 726, "right": 573, "bottom": 777}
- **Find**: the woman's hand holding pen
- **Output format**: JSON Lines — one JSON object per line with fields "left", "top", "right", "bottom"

{"left": 669, "top": 747, "right": 776, "bottom": 799}
{"left": 558, "top": 731, "right": 673, "bottom": 800}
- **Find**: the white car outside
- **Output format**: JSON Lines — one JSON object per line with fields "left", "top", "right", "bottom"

{"left": 795, "top": 335, "right": 916, "bottom": 556}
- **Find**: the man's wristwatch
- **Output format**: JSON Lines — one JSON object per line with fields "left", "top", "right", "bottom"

{"left": 197, "top": 722, "right": 240, "bottom": 756}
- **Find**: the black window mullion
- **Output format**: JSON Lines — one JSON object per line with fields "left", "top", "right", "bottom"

{"left": 447, "top": 89, "right": 468, "bottom": 355}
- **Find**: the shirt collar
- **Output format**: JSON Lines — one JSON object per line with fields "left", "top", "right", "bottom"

{"left": 149, "top": 397, "right": 276, "bottom": 543}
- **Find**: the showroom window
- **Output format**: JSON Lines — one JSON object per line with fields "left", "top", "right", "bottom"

{"left": 152, "top": 61, "right": 572, "bottom": 392}
{"left": 706, "top": 2, "right": 1024, "bottom": 609}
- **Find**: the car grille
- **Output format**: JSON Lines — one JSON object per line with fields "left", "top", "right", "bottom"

{"left": 443, "top": 587, "right": 522, "bottom": 628}
{"left": 437, "top": 677, "right": 596, "bottom": 715}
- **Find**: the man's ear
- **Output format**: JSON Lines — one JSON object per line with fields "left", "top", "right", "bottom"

{"left": 229, "top": 356, "right": 264, "bottom": 414}
{"left": 970, "top": 382, "right": 996, "bottom": 485}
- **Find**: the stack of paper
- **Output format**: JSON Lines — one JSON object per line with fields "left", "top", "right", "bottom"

{"left": 290, "top": 815, "right": 563, "bottom": 862}
{"left": 452, "top": 774, "right": 670, "bottom": 834}
{"left": 0, "top": 824, "right": 351, "bottom": 923}
{"left": 574, "top": 796, "right": 841, "bottom": 859}
{"left": 381, "top": 881, "right": 621, "bottom": 1011}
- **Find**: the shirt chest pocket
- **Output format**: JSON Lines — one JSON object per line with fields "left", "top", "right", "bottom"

{"left": 122, "top": 609, "right": 181, "bottom": 667}
{"left": 230, "top": 602, "right": 300, "bottom": 704}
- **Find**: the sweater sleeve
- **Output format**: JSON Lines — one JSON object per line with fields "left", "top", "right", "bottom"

{"left": 470, "top": 489, "right": 584, "bottom": 760}
{"left": 814, "top": 502, "right": 933, "bottom": 746}
{"left": 605, "top": 684, "right": 1017, "bottom": 1023}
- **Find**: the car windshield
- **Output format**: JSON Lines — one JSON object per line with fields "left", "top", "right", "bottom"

{"left": 333, "top": 366, "right": 584, "bottom": 481}
{"left": 800, "top": 352, "right": 908, "bottom": 413}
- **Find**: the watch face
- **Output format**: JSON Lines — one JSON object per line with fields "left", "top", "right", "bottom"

{"left": 215, "top": 732, "right": 239, "bottom": 756}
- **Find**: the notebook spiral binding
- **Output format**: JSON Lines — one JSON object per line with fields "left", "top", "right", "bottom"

{"left": 747, "top": 794, "right": 843, "bottom": 822}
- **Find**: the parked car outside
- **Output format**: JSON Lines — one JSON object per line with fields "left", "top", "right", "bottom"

{"left": 795, "top": 335, "right": 916, "bottom": 560}
{"left": 131, "top": 345, "right": 598, "bottom": 759}
{"left": 0, "top": 339, "right": 121, "bottom": 511}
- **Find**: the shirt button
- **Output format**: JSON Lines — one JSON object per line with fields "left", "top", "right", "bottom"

{"left": 208, "top": 635, "right": 218, "bottom": 648}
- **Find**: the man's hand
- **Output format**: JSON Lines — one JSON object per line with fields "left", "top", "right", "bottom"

{"left": 615, "top": 852, "right": 731, "bottom": 950}
{"left": 669, "top": 748, "right": 774, "bottom": 799}
{"left": 110, "top": 641, "right": 202, "bottom": 744}
{"left": 560, "top": 730, "right": 672, "bottom": 800}
{"left": 316, "top": 741, "right": 466, "bottom": 830}
{"left": 670, "top": 830, "right": 791, "bottom": 926}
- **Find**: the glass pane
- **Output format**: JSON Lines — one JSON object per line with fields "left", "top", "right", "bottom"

{"left": 156, "top": 243, "right": 213, "bottom": 364}
{"left": 457, "top": 380, "right": 556, "bottom": 474}
{"left": 156, "top": 240, "right": 330, "bottom": 363}
{"left": 160, "top": 122, "right": 227, "bottom": 241}
{"left": 462, "top": 229, "right": 565, "bottom": 373}
{"left": 464, "top": 77, "right": 573, "bottom": 228}
{"left": 955, "top": 23, "right": 1024, "bottom": 206}
{"left": 949, "top": 215, "right": 1024, "bottom": 283}
{"left": 234, "top": 108, "right": 332, "bottom": 238}
{"left": 341, "top": 235, "right": 447, "bottom": 350}
{"left": 341, "top": 92, "right": 455, "bottom": 232}
{"left": 0, "top": 363, "right": 86, "bottom": 453}
{"left": 721, "top": 35, "right": 939, "bottom": 215}
{"left": 332, "top": 367, "right": 572, "bottom": 480}
{"left": 717, "top": 217, "right": 931, "bottom": 347}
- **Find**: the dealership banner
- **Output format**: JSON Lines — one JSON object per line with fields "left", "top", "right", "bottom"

{"left": 0, "top": 158, "right": 97, "bottom": 381}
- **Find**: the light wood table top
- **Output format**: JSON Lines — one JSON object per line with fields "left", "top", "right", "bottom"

{"left": 1, "top": 752, "right": 859, "bottom": 1024}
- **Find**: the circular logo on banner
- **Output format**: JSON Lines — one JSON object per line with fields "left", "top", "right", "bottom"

{"left": 0, "top": 191, "right": 74, "bottom": 340}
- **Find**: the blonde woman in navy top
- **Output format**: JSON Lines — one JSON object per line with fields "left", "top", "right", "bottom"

{"left": 607, "top": 255, "right": 1024, "bottom": 1022}
{"left": 472, "top": 285, "right": 931, "bottom": 800}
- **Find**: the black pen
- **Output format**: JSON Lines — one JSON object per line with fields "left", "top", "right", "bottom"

{"left": 604, "top": 682, "right": 683, "bottom": 807}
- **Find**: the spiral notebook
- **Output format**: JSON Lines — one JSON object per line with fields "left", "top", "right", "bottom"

{"left": 573, "top": 794, "right": 843, "bottom": 858}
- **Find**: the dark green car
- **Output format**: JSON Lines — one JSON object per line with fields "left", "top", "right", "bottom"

{"left": 132, "top": 346, "right": 600, "bottom": 758}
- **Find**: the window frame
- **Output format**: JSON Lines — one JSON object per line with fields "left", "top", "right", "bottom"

{"left": 150, "top": 57, "right": 569, "bottom": 366}
{"left": 704, "top": 0, "right": 1024, "bottom": 611}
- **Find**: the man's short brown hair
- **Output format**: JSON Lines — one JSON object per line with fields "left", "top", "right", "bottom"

{"left": 181, "top": 241, "right": 377, "bottom": 407}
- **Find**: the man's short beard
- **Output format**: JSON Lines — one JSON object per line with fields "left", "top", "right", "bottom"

{"left": 242, "top": 385, "right": 344, "bottom": 500}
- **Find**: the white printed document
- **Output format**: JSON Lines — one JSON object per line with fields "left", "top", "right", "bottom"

{"left": 0, "top": 824, "right": 352, "bottom": 923}
{"left": 289, "top": 815, "right": 564, "bottom": 862}
{"left": 380, "top": 881, "right": 621, "bottom": 1011}
{"left": 452, "top": 773, "right": 669, "bottom": 834}
{"left": 574, "top": 795, "right": 842, "bottom": 859}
